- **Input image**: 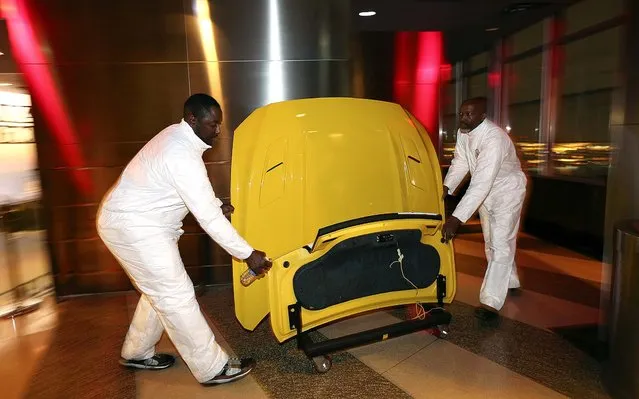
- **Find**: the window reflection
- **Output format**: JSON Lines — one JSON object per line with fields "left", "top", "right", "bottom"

{"left": 467, "top": 73, "right": 487, "bottom": 99}
{"left": 441, "top": 79, "right": 457, "bottom": 165}
{"left": 553, "top": 26, "right": 621, "bottom": 180}
{"left": 506, "top": 54, "right": 543, "bottom": 174}
{"left": 442, "top": 0, "right": 623, "bottom": 184}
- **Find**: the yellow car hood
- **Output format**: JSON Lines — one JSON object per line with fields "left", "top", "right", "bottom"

{"left": 230, "top": 98, "right": 454, "bottom": 341}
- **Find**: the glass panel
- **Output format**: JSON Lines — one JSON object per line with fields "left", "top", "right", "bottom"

{"left": 467, "top": 52, "right": 488, "bottom": 72}
{"left": 565, "top": 0, "right": 624, "bottom": 35}
{"left": 441, "top": 80, "right": 457, "bottom": 166}
{"left": 511, "top": 21, "right": 544, "bottom": 55}
{"left": 0, "top": 88, "right": 53, "bottom": 306}
{"left": 554, "top": 27, "right": 621, "bottom": 180}
{"left": 506, "top": 54, "right": 543, "bottom": 174}
{"left": 466, "top": 72, "right": 487, "bottom": 99}
{"left": 443, "top": 79, "right": 456, "bottom": 115}
{"left": 441, "top": 114, "right": 457, "bottom": 166}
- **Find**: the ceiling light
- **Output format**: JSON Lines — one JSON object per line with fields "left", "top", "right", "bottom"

{"left": 0, "top": 83, "right": 13, "bottom": 86}
{"left": 0, "top": 52, "right": 4, "bottom": 56}
{"left": 502, "top": 2, "right": 548, "bottom": 14}
{"left": 485, "top": 27, "right": 499, "bottom": 32}
{"left": 359, "top": 11, "right": 376, "bottom": 17}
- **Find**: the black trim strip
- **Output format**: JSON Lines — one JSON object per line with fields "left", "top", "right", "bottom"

{"left": 508, "top": 98, "right": 542, "bottom": 107}
{"left": 316, "top": 213, "right": 442, "bottom": 241}
{"left": 506, "top": 46, "right": 545, "bottom": 64}
{"left": 462, "top": 66, "right": 489, "bottom": 78}
{"left": 500, "top": 17, "right": 624, "bottom": 64}
{"left": 499, "top": 86, "right": 614, "bottom": 108}
{"left": 266, "top": 162, "right": 283, "bottom": 173}
{"left": 559, "top": 16, "right": 624, "bottom": 46}
{"left": 560, "top": 87, "right": 615, "bottom": 99}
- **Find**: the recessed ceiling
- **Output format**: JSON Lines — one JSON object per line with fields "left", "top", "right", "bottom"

{"left": 351, "top": 0, "right": 577, "bottom": 61}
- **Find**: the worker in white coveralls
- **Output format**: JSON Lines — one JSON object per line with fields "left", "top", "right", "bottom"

{"left": 441, "top": 97, "right": 527, "bottom": 321}
{"left": 96, "top": 93, "right": 272, "bottom": 385}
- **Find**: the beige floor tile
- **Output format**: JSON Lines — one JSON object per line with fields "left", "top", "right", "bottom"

{"left": 455, "top": 273, "right": 600, "bottom": 330}
{"left": 138, "top": 335, "right": 268, "bottom": 399}
{"left": 454, "top": 238, "right": 603, "bottom": 283}
{"left": 319, "top": 310, "right": 404, "bottom": 337}
{"left": 384, "top": 340, "right": 567, "bottom": 399}
{"left": 137, "top": 364, "right": 269, "bottom": 399}
{"left": 319, "top": 310, "right": 438, "bottom": 374}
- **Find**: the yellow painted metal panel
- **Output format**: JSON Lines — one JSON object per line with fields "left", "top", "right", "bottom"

{"left": 230, "top": 98, "right": 455, "bottom": 341}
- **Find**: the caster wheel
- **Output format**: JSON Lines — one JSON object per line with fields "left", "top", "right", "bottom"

{"left": 435, "top": 324, "right": 449, "bottom": 339}
{"left": 311, "top": 355, "right": 332, "bottom": 373}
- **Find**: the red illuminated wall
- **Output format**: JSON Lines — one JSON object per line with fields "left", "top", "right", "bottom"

{"left": 393, "top": 31, "right": 446, "bottom": 150}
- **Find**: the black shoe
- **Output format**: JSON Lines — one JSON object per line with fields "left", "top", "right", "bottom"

{"left": 474, "top": 306, "right": 499, "bottom": 321}
{"left": 509, "top": 288, "right": 522, "bottom": 297}
{"left": 119, "top": 353, "right": 176, "bottom": 370}
{"left": 202, "top": 357, "right": 255, "bottom": 385}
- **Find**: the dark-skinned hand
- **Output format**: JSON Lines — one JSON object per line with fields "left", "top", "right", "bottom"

{"left": 441, "top": 216, "right": 462, "bottom": 243}
{"left": 245, "top": 250, "right": 272, "bottom": 275}
{"left": 221, "top": 204, "right": 235, "bottom": 217}
{"left": 442, "top": 185, "right": 449, "bottom": 201}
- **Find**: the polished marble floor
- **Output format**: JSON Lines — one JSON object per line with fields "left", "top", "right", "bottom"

{"left": 1, "top": 233, "right": 611, "bottom": 398}
{"left": 0, "top": 230, "right": 53, "bottom": 306}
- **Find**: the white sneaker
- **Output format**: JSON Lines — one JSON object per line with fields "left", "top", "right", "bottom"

{"left": 202, "top": 357, "right": 256, "bottom": 385}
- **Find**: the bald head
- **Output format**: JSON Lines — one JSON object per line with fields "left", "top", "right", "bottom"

{"left": 462, "top": 97, "right": 487, "bottom": 114}
{"left": 459, "top": 97, "right": 487, "bottom": 133}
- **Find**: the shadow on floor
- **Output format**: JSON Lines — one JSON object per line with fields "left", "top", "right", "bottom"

{"left": 551, "top": 324, "right": 609, "bottom": 362}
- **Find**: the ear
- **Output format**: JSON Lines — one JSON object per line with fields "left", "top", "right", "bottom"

{"left": 186, "top": 112, "right": 197, "bottom": 126}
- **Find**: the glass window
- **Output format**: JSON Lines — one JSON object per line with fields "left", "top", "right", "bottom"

{"left": 511, "top": 21, "right": 544, "bottom": 55}
{"left": 565, "top": 0, "right": 624, "bottom": 34}
{"left": 441, "top": 79, "right": 457, "bottom": 165}
{"left": 554, "top": 27, "right": 621, "bottom": 180}
{"left": 506, "top": 54, "right": 543, "bottom": 174}
{"left": 467, "top": 52, "right": 488, "bottom": 72}
{"left": 442, "top": 78, "right": 456, "bottom": 115}
{"left": 466, "top": 72, "right": 487, "bottom": 99}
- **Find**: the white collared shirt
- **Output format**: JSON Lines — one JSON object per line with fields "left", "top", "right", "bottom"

{"left": 444, "top": 119, "right": 526, "bottom": 223}
{"left": 100, "top": 119, "right": 253, "bottom": 260}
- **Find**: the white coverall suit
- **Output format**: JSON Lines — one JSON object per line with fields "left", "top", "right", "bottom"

{"left": 96, "top": 119, "right": 254, "bottom": 383}
{"left": 444, "top": 119, "right": 527, "bottom": 311}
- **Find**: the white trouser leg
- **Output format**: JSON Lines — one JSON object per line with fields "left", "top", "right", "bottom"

{"left": 509, "top": 262, "right": 521, "bottom": 289}
{"left": 99, "top": 226, "right": 228, "bottom": 383}
{"left": 120, "top": 294, "right": 164, "bottom": 360}
{"left": 479, "top": 205, "right": 492, "bottom": 263}
{"left": 479, "top": 193, "right": 525, "bottom": 311}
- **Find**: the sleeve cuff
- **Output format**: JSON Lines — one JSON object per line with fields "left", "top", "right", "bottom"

{"left": 236, "top": 245, "right": 254, "bottom": 260}
{"left": 444, "top": 182, "right": 458, "bottom": 196}
{"left": 452, "top": 209, "right": 471, "bottom": 224}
